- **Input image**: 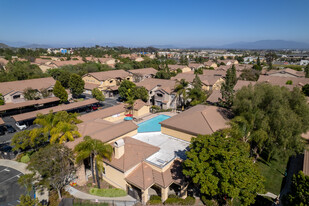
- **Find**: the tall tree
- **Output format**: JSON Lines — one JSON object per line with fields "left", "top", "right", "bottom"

{"left": 24, "top": 87, "right": 39, "bottom": 100}
{"left": 92, "top": 88, "right": 105, "bottom": 101}
{"left": 175, "top": 79, "right": 189, "bottom": 110}
{"left": 188, "top": 74, "right": 206, "bottom": 106}
{"left": 27, "top": 144, "right": 76, "bottom": 200}
{"left": 118, "top": 80, "right": 136, "bottom": 100}
{"left": 0, "top": 93, "right": 4, "bottom": 105}
{"left": 283, "top": 171, "right": 309, "bottom": 206}
{"left": 220, "top": 65, "right": 237, "bottom": 107}
{"left": 74, "top": 136, "right": 113, "bottom": 188}
{"left": 183, "top": 131, "right": 264, "bottom": 206}
{"left": 53, "top": 81, "right": 68, "bottom": 103}
{"left": 305, "top": 64, "right": 309, "bottom": 78}
{"left": 232, "top": 83, "right": 309, "bottom": 161}
{"left": 69, "top": 74, "right": 85, "bottom": 97}
{"left": 17, "top": 195, "right": 42, "bottom": 206}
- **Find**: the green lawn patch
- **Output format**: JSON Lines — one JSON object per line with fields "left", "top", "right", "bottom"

{"left": 89, "top": 188, "right": 127, "bottom": 197}
{"left": 273, "top": 64, "right": 303, "bottom": 71}
{"left": 73, "top": 201, "right": 108, "bottom": 206}
{"left": 256, "top": 157, "right": 288, "bottom": 195}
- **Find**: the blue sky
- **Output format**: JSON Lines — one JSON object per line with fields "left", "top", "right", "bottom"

{"left": 0, "top": 0, "right": 308, "bottom": 47}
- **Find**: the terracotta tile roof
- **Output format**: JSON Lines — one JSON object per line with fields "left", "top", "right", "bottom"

{"left": 133, "top": 99, "right": 148, "bottom": 110}
{"left": 12, "top": 99, "right": 98, "bottom": 122}
{"left": 0, "top": 58, "right": 9, "bottom": 65}
{"left": 53, "top": 60, "right": 84, "bottom": 67}
{"left": 160, "top": 105, "right": 231, "bottom": 136}
{"left": 84, "top": 83, "right": 99, "bottom": 90}
{"left": 136, "top": 78, "right": 176, "bottom": 94}
{"left": 207, "top": 90, "right": 221, "bottom": 104}
{"left": 105, "top": 137, "right": 159, "bottom": 172}
{"left": 128, "top": 68, "right": 157, "bottom": 76}
{"left": 168, "top": 64, "right": 189, "bottom": 70}
{"left": 125, "top": 159, "right": 184, "bottom": 190}
{"left": 257, "top": 75, "right": 309, "bottom": 89}
{"left": 303, "top": 150, "right": 309, "bottom": 176}
{"left": 78, "top": 104, "right": 126, "bottom": 122}
{"left": 0, "top": 97, "right": 60, "bottom": 112}
{"left": 0, "top": 77, "right": 55, "bottom": 96}
{"left": 171, "top": 73, "right": 222, "bottom": 86}
{"left": 0, "top": 117, "right": 4, "bottom": 125}
{"left": 86, "top": 70, "right": 131, "bottom": 81}
{"left": 204, "top": 61, "right": 217, "bottom": 67}
{"left": 266, "top": 68, "right": 305, "bottom": 78}
{"left": 188, "top": 63, "right": 204, "bottom": 68}
{"left": 234, "top": 80, "right": 257, "bottom": 91}
{"left": 66, "top": 121, "right": 138, "bottom": 149}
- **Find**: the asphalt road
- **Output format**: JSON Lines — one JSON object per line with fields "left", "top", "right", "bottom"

{"left": 0, "top": 166, "right": 32, "bottom": 206}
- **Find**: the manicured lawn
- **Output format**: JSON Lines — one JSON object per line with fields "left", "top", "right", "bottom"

{"left": 256, "top": 157, "right": 288, "bottom": 195}
{"left": 89, "top": 188, "right": 127, "bottom": 197}
{"left": 73, "top": 202, "right": 108, "bottom": 206}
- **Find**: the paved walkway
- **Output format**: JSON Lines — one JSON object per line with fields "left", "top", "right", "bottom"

{"left": 65, "top": 185, "right": 136, "bottom": 206}
{"left": 0, "top": 159, "right": 49, "bottom": 203}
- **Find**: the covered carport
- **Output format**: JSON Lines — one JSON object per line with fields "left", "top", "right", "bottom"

{"left": 11, "top": 99, "right": 98, "bottom": 125}
{"left": 0, "top": 97, "right": 60, "bottom": 117}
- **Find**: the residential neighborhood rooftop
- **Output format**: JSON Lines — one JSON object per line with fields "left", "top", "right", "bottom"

{"left": 160, "top": 105, "right": 231, "bottom": 136}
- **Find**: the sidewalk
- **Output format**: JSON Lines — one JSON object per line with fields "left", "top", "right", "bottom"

{"left": 0, "top": 159, "right": 49, "bottom": 203}
{"left": 65, "top": 185, "right": 136, "bottom": 206}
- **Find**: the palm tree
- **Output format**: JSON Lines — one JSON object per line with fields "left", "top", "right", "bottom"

{"left": 175, "top": 79, "right": 189, "bottom": 111}
{"left": 50, "top": 122, "right": 81, "bottom": 144}
{"left": 30, "top": 111, "right": 82, "bottom": 144}
{"left": 74, "top": 136, "right": 113, "bottom": 188}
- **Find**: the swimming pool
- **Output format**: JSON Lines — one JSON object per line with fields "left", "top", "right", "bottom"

{"left": 138, "top": 115, "right": 171, "bottom": 133}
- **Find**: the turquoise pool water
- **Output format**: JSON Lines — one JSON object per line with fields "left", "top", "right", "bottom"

{"left": 138, "top": 115, "right": 171, "bottom": 133}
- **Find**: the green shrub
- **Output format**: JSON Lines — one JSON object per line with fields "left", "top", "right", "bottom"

{"left": 201, "top": 196, "right": 218, "bottom": 206}
{"left": 16, "top": 153, "right": 24, "bottom": 162}
{"left": 286, "top": 80, "right": 293, "bottom": 85}
{"left": 182, "top": 196, "right": 195, "bottom": 205}
{"left": 86, "top": 183, "right": 92, "bottom": 187}
{"left": 147, "top": 199, "right": 162, "bottom": 205}
{"left": 89, "top": 188, "right": 126, "bottom": 197}
{"left": 167, "top": 194, "right": 178, "bottom": 199}
{"left": 20, "top": 155, "right": 30, "bottom": 163}
{"left": 150, "top": 195, "right": 161, "bottom": 201}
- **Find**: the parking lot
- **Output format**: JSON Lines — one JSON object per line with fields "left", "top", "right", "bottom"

{"left": 0, "top": 166, "right": 31, "bottom": 206}
{"left": 0, "top": 98, "right": 119, "bottom": 145}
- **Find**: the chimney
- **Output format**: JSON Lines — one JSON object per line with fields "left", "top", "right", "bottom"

{"left": 114, "top": 139, "right": 125, "bottom": 159}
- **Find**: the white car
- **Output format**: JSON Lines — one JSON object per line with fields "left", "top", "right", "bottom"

{"left": 15, "top": 122, "right": 27, "bottom": 130}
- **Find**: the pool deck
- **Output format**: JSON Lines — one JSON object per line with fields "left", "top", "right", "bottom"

{"left": 132, "top": 132, "right": 190, "bottom": 168}
{"left": 132, "top": 112, "right": 178, "bottom": 125}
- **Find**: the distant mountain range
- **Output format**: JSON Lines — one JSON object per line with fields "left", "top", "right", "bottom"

{"left": 218, "top": 40, "right": 309, "bottom": 50}
{"left": 0, "top": 43, "right": 9, "bottom": 48}
{"left": 1, "top": 39, "right": 309, "bottom": 50}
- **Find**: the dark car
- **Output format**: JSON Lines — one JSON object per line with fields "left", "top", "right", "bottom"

{"left": 0, "top": 127, "right": 5, "bottom": 136}
{"left": 4, "top": 125, "right": 16, "bottom": 133}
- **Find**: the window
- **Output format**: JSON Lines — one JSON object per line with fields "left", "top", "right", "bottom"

{"left": 127, "top": 77, "right": 130, "bottom": 80}
{"left": 150, "top": 91, "right": 152, "bottom": 94}
{"left": 13, "top": 95, "right": 21, "bottom": 99}
{"left": 157, "top": 93, "right": 163, "bottom": 97}
{"left": 110, "top": 80, "right": 113, "bottom": 83}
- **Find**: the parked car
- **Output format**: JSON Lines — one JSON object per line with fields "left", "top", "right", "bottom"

{"left": 15, "top": 122, "right": 27, "bottom": 130}
{"left": 0, "top": 127, "right": 5, "bottom": 136}
{"left": 4, "top": 125, "right": 16, "bottom": 133}
{"left": 91, "top": 103, "right": 99, "bottom": 111}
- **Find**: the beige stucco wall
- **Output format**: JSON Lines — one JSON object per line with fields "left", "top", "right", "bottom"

{"left": 82, "top": 75, "right": 101, "bottom": 85}
{"left": 133, "top": 106, "right": 150, "bottom": 117}
{"left": 103, "top": 163, "right": 127, "bottom": 189}
{"left": 161, "top": 126, "right": 195, "bottom": 142}
{"left": 181, "top": 67, "right": 191, "bottom": 73}
{"left": 103, "top": 112, "right": 126, "bottom": 122}
{"left": 212, "top": 78, "right": 225, "bottom": 90}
